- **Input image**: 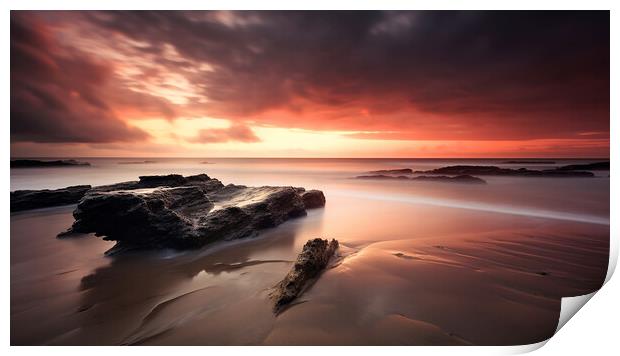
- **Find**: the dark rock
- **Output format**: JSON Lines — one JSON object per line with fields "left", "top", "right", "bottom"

{"left": 11, "top": 185, "right": 92, "bottom": 212}
{"left": 367, "top": 168, "right": 413, "bottom": 175}
{"left": 91, "top": 173, "right": 220, "bottom": 193}
{"left": 137, "top": 174, "right": 187, "bottom": 187}
{"left": 58, "top": 174, "right": 325, "bottom": 254}
{"left": 11, "top": 159, "right": 90, "bottom": 168}
{"left": 355, "top": 174, "right": 487, "bottom": 184}
{"left": 300, "top": 189, "right": 326, "bottom": 209}
{"left": 356, "top": 175, "right": 410, "bottom": 180}
{"left": 502, "top": 160, "right": 555, "bottom": 164}
{"left": 555, "top": 161, "right": 609, "bottom": 171}
{"left": 411, "top": 175, "right": 487, "bottom": 184}
{"left": 415, "top": 165, "right": 594, "bottom": 177}
{"left": 270, "top": 238, "right": 339, "bottom": 313}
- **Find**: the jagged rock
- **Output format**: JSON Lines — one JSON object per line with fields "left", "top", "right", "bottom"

{"left": 58, "top": 174, "right": 326, "bottom": 254}
{"left": 355, "top": 174, "right": 486, "bottom": 184}
{"left": 11, "top": 185, "right": 92, "bottom": 212}
{"left": 270, "top": 238, "right": 339, "bottom": 313}
{"left": 555, "top": 161, "right": 609, "bottom": 171}
{"left": 414, "top": 165, "right": 594, "bottom": 177}
{"left": 367, "top": 168, "right": 413, "bottom": 175}
{"left": 11, "top": 159, "right": 90, "bottom": 168}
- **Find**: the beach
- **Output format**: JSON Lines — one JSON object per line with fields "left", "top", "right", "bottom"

{"left": 10, "top": 158, "right": 610, "bottom": 345}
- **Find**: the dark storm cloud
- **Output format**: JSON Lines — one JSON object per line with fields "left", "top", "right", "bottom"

{"left": 11, "top": 10, "right": 610, "bottom": 143}
{"left": 85, "top": 10, "right": 609, "bottom": 139}
{"left": 10, "top": 14, "right": 151, "bottom": 143}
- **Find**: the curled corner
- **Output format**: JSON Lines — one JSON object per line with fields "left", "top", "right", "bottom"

{"left": 555, "top": 292, "right": 596, "bottom": 333}
{"left": 542, "top": 218, "right": 615, "bottom": 345}
{"left": 604, "top": 222, "right": 618, "bottom": 284}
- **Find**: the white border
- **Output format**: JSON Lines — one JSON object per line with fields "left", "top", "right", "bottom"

{"left": 3, "top": 1, "right": 617, "bottom": 355}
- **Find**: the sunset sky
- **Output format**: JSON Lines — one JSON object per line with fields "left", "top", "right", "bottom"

{"left": 10, "top": 11, "right": 609, "bottom": 158}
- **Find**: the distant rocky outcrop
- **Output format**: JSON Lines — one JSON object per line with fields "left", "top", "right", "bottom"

{"left": 366, "top": 168, "right": 413, "bottom": 175}
{"left": 412, "top": 175, "right": 487, "bottom": 184}
{"left": 502, "top": 160, "right": 556, "bottom": 164}
{"left": 356, "top": 174, "right": 486, "bottom": 184}
{"left": 414, "top": 165, "right": 594, "bottom": 177}
{"left": 11, "top": 185, "right": 92, "bottom": 212}
{"left": 11, "top": 159, "right": 90, "bottom": 168}
{"left": 555, "top": 161, "right": 609, "bottom": 171}
{"left": 356, "top": 175, "right": 410, "bottom": 180}
{"left": 57, "top": 174, "right": 326, "bottom": 254}
{"left": 270, "top": 238, "right": 339, "bottom": 313}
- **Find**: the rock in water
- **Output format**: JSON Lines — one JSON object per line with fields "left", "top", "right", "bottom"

{"left": 555, "top": 161, "right": 609, "bottom": 171}
{"left": 58, "top": 174, "right": 326, "bottom": 254}
{"left": 356, "top": 174, "right": 487, "bottom": 184}
{"left": 300, "top": 189, "right": 326, "bottom": 209}
{"left": 366, "top": 168, "right": 413, "bottom": 175}
{"left": 270, "top": 238, "right": 339, "bottom": 313}
{"left": 11, "top": 185, "right": 92, "bottom": 212}
{"left": 411, "top": 175, "right": 487, "bottom": 184}
{"left": 414, "top": 165, "right": 594, "bottom": 177}
{"left": 11, "top": 159, "right": 90, "bottom": 168}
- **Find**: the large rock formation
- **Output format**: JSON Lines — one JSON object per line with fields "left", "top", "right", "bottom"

{"left": 58, "top": 174, "right": 326, "bottom": 254}
{"left": 11, "top": 185, "right": 92, "bottom": 212}
{"left": 11, "top": 159, "right": 90, "bottom": 168}
{"left": 270, "top": 238, "right": 339, "bottom": 313}
{"left": 414, "top": 165, "right": 595, "bottom": 177}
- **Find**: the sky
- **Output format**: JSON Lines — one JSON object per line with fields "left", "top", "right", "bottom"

{"left": 10, "top": 11, "right": 610, "bottom": 158}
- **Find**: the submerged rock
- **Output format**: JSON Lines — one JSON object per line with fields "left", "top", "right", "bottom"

{"left": 58, "top": 174, "right": 326, "bottom": 254}
{"left": 11, "top": 159, "right": 90, "bottom": 168}
{"left": 414, "top": 165, "right": 594, "bottom": 177}
{"left": 270, "top": 238, "right": 339, "bottom": 313}
{"left": 11, "top": 185, "right": 92, "bottom": 212}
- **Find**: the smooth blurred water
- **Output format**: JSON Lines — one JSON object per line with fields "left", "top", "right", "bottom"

{"left": 10, "top": 157, "right": 610, "bottom": 224}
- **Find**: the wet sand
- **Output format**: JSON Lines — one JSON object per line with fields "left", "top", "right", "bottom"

{"left": 11, "top": 195, "right": 608, "bottom": 345}
{"left": 10, "top": 158, "right": 609, "bottom": 345}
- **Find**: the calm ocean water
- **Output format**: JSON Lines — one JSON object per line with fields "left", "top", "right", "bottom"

{"left": 10, "top": 157, "right": 610, "bottom": 224}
